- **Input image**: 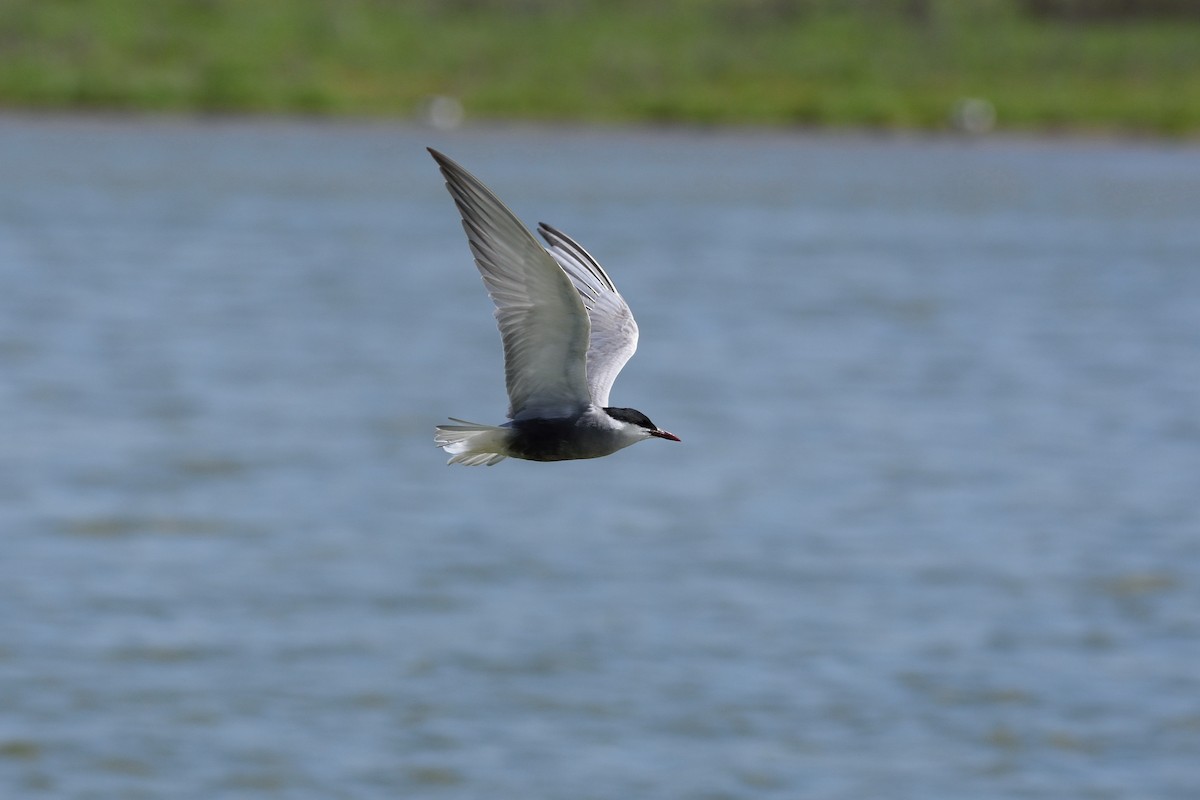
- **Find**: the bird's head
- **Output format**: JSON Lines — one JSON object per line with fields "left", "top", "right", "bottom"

{"left": 603, "top": 407, "right": 681, "bottom": 443}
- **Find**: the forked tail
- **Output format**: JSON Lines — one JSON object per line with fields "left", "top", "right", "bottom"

{"left": 434, "top": 419, "right": 510, "bottom": 466}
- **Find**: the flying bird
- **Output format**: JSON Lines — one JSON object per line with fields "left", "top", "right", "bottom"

{"left": 429, "top": 148, "right": 679, "bottom": 466}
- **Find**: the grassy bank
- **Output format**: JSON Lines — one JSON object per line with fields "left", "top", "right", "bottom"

{"left": 1, "top": 0, "right": 1198, "bottom": 135}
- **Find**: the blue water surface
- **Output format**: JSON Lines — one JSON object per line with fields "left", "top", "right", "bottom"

{"left": 1, "top": 118, "right": 1198, "bottom": 799}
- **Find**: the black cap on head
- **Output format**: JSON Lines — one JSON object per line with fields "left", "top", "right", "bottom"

{"left": 603, "top": 407, "right": 657, "bottom": 430}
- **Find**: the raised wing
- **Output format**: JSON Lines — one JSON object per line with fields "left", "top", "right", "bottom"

{"left": 538, "top": 223, "right": 639, "bottom": 408}
{"left": 429, "top": 149, "right": 592, "bottom": 420}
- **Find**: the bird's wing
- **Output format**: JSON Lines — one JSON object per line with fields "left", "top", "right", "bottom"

{"left": 538, "top": 223, "right": 639, "bottom": 408}
{"left": 429, "top": 149, "right": 592, "bottom": 420}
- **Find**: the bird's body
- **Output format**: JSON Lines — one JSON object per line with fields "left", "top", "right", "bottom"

{"left": 428, "top": 148, "right": 679, "bottom": 466}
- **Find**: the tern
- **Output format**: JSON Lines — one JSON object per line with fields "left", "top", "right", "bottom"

{"left": 429, "top": 148, "right": 680, "bottom": 466}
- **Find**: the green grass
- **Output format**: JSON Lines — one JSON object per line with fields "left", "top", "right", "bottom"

{"left": 1, "top": 0, "right": 1198, "bottom": 135}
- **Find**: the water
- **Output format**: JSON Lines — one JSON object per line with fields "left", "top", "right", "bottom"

{"left": 2, "top": 117, "right": 1198, "bottom": 799}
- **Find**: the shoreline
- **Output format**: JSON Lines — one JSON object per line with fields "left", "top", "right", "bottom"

{"left": 3, "top": 2, "right": 1197, "bottom": 139}
{"left": 2, "top": 109, "right": 1197, "bottom": 148}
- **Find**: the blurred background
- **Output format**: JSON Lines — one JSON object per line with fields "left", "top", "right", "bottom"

{"left": 1, "top": 0, "right": 1199, "bottom": 134}
{"left": 2, "top": 2, "right": 1199, "bottom": 799}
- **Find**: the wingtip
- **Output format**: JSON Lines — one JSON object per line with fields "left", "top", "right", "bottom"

{"left": 429, "top": 148, "right": 462, "bottom": 176}
{"left": 537, "top": 221, "right": 570, "bottom": 248}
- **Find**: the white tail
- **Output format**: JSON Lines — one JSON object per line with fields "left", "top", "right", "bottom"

{"left": 435, "top": 419, "right": 510, "bottom": 466}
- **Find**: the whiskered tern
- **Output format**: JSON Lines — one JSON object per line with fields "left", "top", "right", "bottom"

{"left": 429, "top": 148, "right": 680, "bottom": 466}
